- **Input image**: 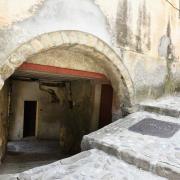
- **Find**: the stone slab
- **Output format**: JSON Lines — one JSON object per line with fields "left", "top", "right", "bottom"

{"left": 0, "top": 149, "right": 165, "bottom": 180}
{"left": 139, "top": 95, "right": 180, "bottom": 117}
{"left": 81, "top": 112, "right": 180, "bottom": 179}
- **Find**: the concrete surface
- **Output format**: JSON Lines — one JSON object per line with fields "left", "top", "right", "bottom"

{"left": 82, "top": 111, "right": 180, "bottom": 179}
{"left": 0, "top": 139, "right": 68, "bottom": 175}
{"left": 139, "top": 94, "right": 180, "bottom": 117}
{"left": 3, "top": 95, "right": 180, "bottom": 179}
{"left": 1, "top": 0, "right": 180, "bottom": 104}
{"left": 0, "top": 149, "right": 166, "bottom": 180}
{"left": 9, "top": 79, "right": 95, "bottom": 142}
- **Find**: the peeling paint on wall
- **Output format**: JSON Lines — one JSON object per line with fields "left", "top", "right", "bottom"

{"left": 0, "top": 0, "right": 180, "bottom": 103}
{"left": 0, "top": 0, "right": 45, "bottom": 28}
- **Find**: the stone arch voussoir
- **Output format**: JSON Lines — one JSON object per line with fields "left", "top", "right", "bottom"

{"left": 0, "top": 30, "right": 135, "bottom": 105}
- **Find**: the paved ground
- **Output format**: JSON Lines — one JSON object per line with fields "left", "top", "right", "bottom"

{"left": 2, "top": 95, "right": 180, "bottom": 179}
{"left": 0, "top": 139, "right": 68, "bottom": 175}
{"left": 0, "top": 149, "right": 165, "bottom": 180}
{"left": 139, "top": 94, "right": 180, "bottom": 117}
{"left": 82, "top": 111, "right": 180, "bottom": 179}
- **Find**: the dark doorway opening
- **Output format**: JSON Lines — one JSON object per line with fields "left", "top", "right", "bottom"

{"left": 99, "top": 84, "right": 113, "bottom": 129}
{"left": 23, "top": 101, "right": 37, "bottom": 137}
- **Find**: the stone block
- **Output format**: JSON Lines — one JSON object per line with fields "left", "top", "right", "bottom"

{"left": 0, "top": 63, "right": 14, "bottom": 80}
{"left": 39, "top": 34, "right": 54, "bottom": 49}
{"left": 30, "top": 38, "right": 44, "bottom": 53}
{"left": 16, "top": 43, "right": 35, "bottom": 60}
{"left": 60, "top": 32, "right": 70, "bottom": 44}
{"left": 8, "top": 53, "right": 24, "bottom": 66}
{"left": 50, "top": 32, "right": 63, "bottom": 46}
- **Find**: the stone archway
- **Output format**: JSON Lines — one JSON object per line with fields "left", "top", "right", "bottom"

{"left": 0, "top": 30, "right": 134, "bottom": 108}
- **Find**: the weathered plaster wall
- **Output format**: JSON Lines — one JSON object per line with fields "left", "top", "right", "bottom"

{"left": 27, "top": 49, "right": 106, "bottom": 76}
{"left": 59, "top": 80, "right": 94, "bottom": 153}
{"left": 0, "top": 82, "right": 9, "bottom": 162}
{"left": 102, "top": 0, "right": 180, "bottom": 98}
{"left": 9, "top": 79, "right": 99, "bottom": 146}
{"left": 0, "top": 0, "right": 111, "bottom": 66}
{"left": 95, "top": 0, "right": 180, "bottom": 100}
{"left": 9, "top": 80, "right": 62, "bottom": 140}
{"left": 0, "top": 0, "right": 180, "bottom": 104}
{"left": 0, "top": 0, "right": 44, "bottom": 27}
{"left": 95, "top": 0, "right": 180, "bottom": 57}
{"left": 27, "top": 47, "right": 129, "bottom": 117}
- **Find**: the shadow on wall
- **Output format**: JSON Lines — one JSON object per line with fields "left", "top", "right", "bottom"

{"left": 0, "top": 82, "right": 9, "bottom": 162}
{"left": 59, "top": 80, "right": 93, "bottom": 154}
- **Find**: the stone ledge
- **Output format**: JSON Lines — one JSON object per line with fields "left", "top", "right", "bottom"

{"left": 1, "top": 149, "right": 165, "bottom": 180}
{"left": 81, "top": 112, "right": 180, "bottom": 179}
{"left": 139, "top": 95, "right": 180, "bottom": 118}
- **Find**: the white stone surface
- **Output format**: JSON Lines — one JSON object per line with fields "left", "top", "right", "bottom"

{"left": 0, "top": 149, "right": 165, "bottom": 180}
{"left": 82, "top": 112, "right": 180, "bottom": 179}
{"left": 139, "top": 94, "right": 180, "bottom": 112}
{"left": 0, "top": 0, "right": 111, "bottom": 65}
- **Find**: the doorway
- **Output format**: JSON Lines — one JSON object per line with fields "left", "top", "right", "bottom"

{"left": 23, "top": 101, "right": 37, "bottom": 137}
{"left": 99, "top": 84, "right": 113, "bottom": 129}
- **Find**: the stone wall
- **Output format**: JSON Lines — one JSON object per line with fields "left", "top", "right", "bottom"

{"left": 95, "top": 0, "right": 180, "bottom": 58}
{"left": 0, "top": 0, "right": 180, "bottom": 104}
{"left": 9, "top": 79, "right": 99, "bottom": 146}
{"left": 9, "top": 80, "right": 62, "bottom": 140}
{"left": 59, "top": 80, "right": 94, "bottom": 154}
{"left": 0, "top": 82, "right": 9, "bottom": 162}
{"left": 0, "top": 0, "right": 180, "bottom": 103}
{"left": 95, "top": 0, "right": 180, "bottom": 100}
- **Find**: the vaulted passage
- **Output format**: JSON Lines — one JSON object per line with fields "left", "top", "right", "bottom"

{"left": 0, "top": 31, "right": 132, "bottom": 173}
{"left": 0, "top": 63, "right": 115, "bottom": 174}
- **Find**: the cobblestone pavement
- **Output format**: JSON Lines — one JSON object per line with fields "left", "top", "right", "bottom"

{"left": 82, "top": 111, "right": 180, "bottom": 179}
{"left": 0, "top": 149, "right": 165, "bottom": 180}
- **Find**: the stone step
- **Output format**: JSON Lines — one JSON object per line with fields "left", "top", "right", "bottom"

{"left": 0, "top": 149, "right": 165, "bottom": 180}
{"left": 138, "top": 95, "right": 180, "bottom": 118}
{"left": 81, "top": 111, "right": 180, "bottom": 180}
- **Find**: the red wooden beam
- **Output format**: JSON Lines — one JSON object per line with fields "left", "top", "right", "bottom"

{"left": 19, "top": 63, "right": 107, "bottom": 80}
